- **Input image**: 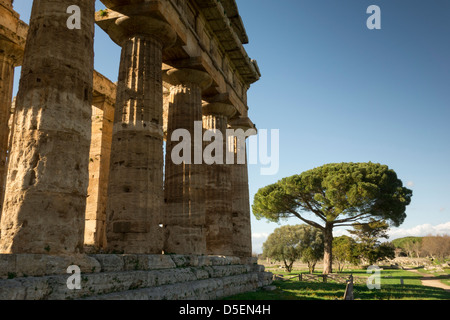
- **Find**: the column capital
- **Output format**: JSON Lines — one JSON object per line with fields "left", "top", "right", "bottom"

{"left": 97, "top": 14, "right": 176, "bottom": 48}
{"left": 228, "top": 116, "right": 257, "bottom": 132}
{"left": 202, "top": 102, "right": 237, "bottom": 118}
{"left": 163, "top": 68, "right": 212, "bottom": 90}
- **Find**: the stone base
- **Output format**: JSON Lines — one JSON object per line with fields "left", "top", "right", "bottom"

{"left": 0, "top": 254, "right": 272, "bottom": 300}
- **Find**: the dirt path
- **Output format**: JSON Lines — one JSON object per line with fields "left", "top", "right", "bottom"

{"left": 404, "top": 268, "right": 450, "bottom": 292}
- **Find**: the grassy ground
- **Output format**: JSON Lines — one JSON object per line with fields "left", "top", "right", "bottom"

{"left": 225, "top": 268, "right": 450, "bottom": 300}
{"left": 442, "top": 272, "right": 450, "bottom": 287}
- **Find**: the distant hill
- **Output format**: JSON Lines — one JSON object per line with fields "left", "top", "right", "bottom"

{"left": 392, "top": 236, "right": 449, "bottom": 259}
{"left": 392, "top": 236, "right": 423, "bottom": 249}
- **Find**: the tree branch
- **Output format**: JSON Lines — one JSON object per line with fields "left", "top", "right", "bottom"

{"left": 334, "top": 216, "right": 387, "bottom": 229}
{"left": 333, "top": 223, "right": 361, "bottom": 227}
{"left": 334, "top": 212, "right": 371, "bottom": 225}
{"left": 286, "top": 208, "right": 325, "bottom": 231}
{"left": 296, "top": 195, "right": 328, "bottom": 223}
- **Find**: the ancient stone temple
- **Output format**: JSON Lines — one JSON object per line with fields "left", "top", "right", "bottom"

{"left": 0, "top": 0, "right": 271, "bottom": 300}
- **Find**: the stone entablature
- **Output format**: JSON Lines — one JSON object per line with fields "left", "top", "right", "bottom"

{"left": 0, "top": 1, "right": 28, "bottom": 48}
{"left": 96, "top": 0, "right": 260, "bottom": 121}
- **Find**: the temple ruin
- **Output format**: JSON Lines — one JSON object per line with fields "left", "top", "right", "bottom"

{"left": 0, "top": 0, "right": 272, "bottom": 299}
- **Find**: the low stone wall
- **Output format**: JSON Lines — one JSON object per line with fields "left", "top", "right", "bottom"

{"left": 0, "top": 254, "right": 272, "bottom": 300}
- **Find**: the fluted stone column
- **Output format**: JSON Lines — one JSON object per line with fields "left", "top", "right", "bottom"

{"left": 104, "top": 16, "right": 176, "bottom": 254}
{"left": 0, "top": 39, "right": 23, "bottom": 209}
{"left": 229, "top": 117, "right": 256, "bottom": 258}
{"left": 84, "top": 98, "right": 114, "bottom": 250}
{"left": 0, "top": 0, "right": 95, "bottom": 254}
{"left": 162, "top": 68, "right": 211, "bottom": 255}
{"left": 202, "top": 102, "right": 236, "bottom": 256}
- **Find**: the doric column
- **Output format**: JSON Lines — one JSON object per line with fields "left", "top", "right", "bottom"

{"left": 84, "top": 97, "right": 115, "bottom": 251}
{"left": 0, "top": 0, "right": 95, "bottom": 254}
{"left": 103, "top": 16, "right": 176, "bottom": 254}
{"left": 229, "top": 117, "right": 256, "bottom": 258}
{"left": 202, "top": 102, "right": 236, "bottom": 256}
{"left": 162, "top": 68, "right": 212, "bottom": 255}
{"left": 0, "top": 0, "right": 27, "bottom": 215}
{"left": 0, "top": 39, "right": 23, "bottom": 209}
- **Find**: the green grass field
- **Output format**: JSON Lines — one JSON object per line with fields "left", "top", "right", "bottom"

{"left": 225, "top": 268, "right": 450, "bottom": 300}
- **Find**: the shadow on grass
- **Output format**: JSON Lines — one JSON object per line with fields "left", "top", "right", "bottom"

{"left": 225, "top": 268, "right": 450, "bottom": 301}
{"left": 225, "top": 279, "right": 450, "bottom": 301}
{"left": 224, "top": 280, "right": 346, "bottom": 301}
{"left": 354, "top": 283, "right": 450, "bottom": 300}
{"left": 277, "top": 280, "right": 346, "bottom": 300}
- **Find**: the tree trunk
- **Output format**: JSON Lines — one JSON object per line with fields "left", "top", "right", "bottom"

{"left": 323, "top": 224, "right": 333, "bottom": 274}
{"left": 309, "top": 262, "right": 316, "bottom": 274}
{"left": 284, "top": 259, "right": 293, "bottom": 272}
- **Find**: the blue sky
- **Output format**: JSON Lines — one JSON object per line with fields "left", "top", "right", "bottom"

{"left": 11, "top": 1, "right": 450, "bottom": 253}
{"left": 238, "top": 0, "right": 450, "bottom": 252}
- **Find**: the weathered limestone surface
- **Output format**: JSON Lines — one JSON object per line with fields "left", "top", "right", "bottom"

{"left": 1, "top": 10, "right": 118, "bottom": 252}
{"left": 163, "top": 68, "right": 211, "bottom": 255}
{"left": 0, "top": 0, "right": 95, "bottom": 254}
{"left": 202, "top": 102, "right": 236, "bottom": 256}
{"left": 0, "top": 254, "right": 273, "bottom": 300}
{"left": 104, "top": 13, "right": 177, "bottom": 254}
{"left": 0, "top": 0, "right": 12, "bottom": 9}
